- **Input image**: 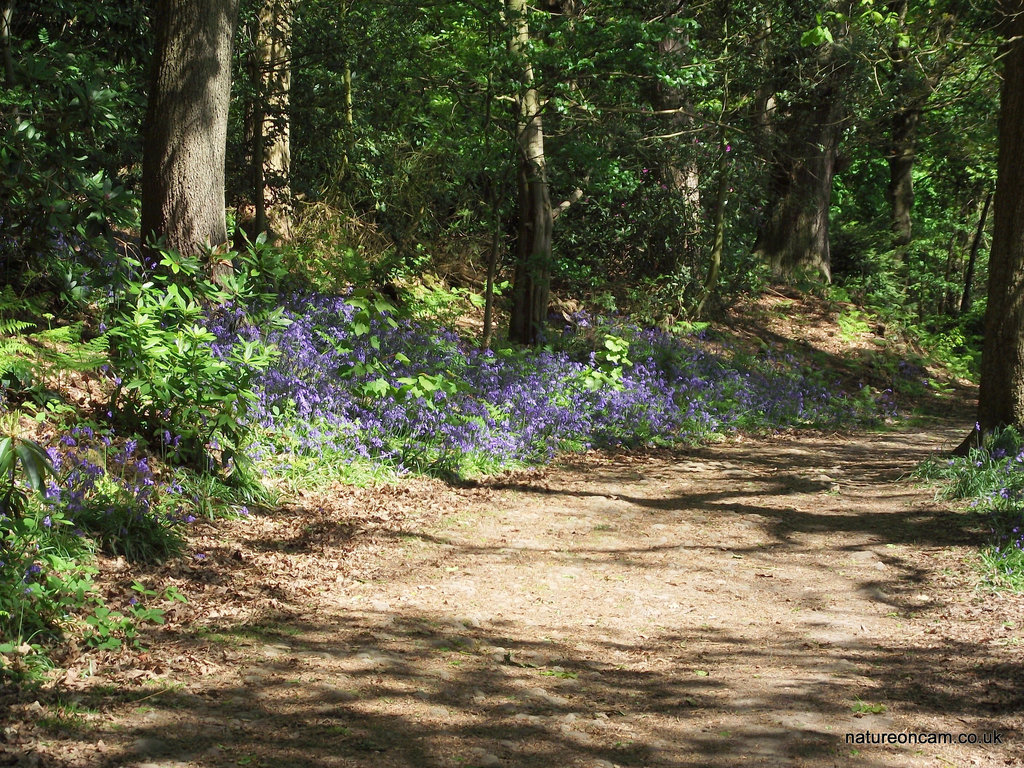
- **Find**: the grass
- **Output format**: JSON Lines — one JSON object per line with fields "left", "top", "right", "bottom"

{"left": 36, "top": 696, "right": 101, "bottom": 733}
{"left": 978, "top": 546, "right": 1024, "bottom": 592}
{"left": 916, "top": 427, "right": 1024, "bottom": 591}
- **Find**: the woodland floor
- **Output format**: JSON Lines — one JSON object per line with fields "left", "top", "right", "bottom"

{"left": 3, "top": 292, "right": 1023, "bottom": 768}
{"left": 5, "top": 414, "right": 1024, "bottom": 768}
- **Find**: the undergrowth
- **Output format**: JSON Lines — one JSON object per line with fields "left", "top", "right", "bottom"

{"left": 917, "top": 427, "right": 1024, "bottom": 591}
{"left": 0, "top": 238, "right": 941, "bottom": 677}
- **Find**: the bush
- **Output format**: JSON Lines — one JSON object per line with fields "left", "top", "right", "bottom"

{"left": 106, "top": 247, "right": 282, "bottom": 469}
{"left": 0, "top": 503, "right": 97, "bottom": 648}
{"left": 0, "top": 424, "right": 194, "bottom": 674}
{"left": 0, "top": 21, "right": 142, "bottom": 290}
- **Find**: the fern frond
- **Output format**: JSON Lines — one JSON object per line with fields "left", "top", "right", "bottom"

{"left": 0, "top": 317, "right": 33, "bottom": 335}
{"left": 36, "top": 324, "right": 83, "bottom": 344}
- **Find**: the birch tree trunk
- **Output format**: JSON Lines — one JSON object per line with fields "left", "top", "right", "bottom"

{"left": 1, "top": 1, "right": 13, "bottom": 88}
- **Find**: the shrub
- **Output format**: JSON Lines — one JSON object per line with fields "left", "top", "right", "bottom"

{"left": 0, "top": 501, "right": 97, "bottom": 656}
{"left": 106, "top": 247, "right": 282, "bottom": 469}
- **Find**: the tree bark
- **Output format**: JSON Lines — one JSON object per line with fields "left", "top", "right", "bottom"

{"left": 651, "top": 32, "right": 701, "bottom": 275}
{"left": 960, "top": 190, "right": 992, "bottom": 316}
{"left": 506, "top": 0, "right": 554, "bottom": 346}
{"left": 695, "top": 138, "right": 728, "bottom": 318}
{"left": 754, "top": 87, "right": 843, "bottom": 283}
{"left": 1, "top": 1, "right": 14, "bottom": 88}
{"left": 886, "top": 103, "right": 919, "bottom": 253}
{"left": 975, "top": 0, "right": 1024, "bottom": 437}
{"left": 884, "top": 0, "right": 921, "bottom": 258}
{"left": 252, "top": 0, "right": 292, "bottom": 242}
{"left": 142, "top": 0, "right": 241, "bottom": 258}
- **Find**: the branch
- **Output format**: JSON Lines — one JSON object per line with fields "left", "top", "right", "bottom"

{"left": 552, "top": 179, "right": 588, "bottom": 221}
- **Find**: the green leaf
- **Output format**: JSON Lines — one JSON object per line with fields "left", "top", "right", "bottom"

{"left": 14, "top": 444, "right": 45, "bottom": 492}
{"left": 363, "top": 378, "right": 391, "bottom": 396}
{"left": 0, "top": 437, "right": 13, "bottom": 476}
{"left": 800, "top": 26, "right": 833, "bottom": 46}
{"left": 0, "top": 438, "right": 54, "bottom": 497}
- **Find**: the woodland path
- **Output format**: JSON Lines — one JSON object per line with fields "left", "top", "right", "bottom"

{"left": 13, "top": 419, "right": 1024, "bottom": 768}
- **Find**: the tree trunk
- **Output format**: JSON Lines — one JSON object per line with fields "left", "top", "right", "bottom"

{"left": 338, "top": 59, "right": 353, "bottom": 181}
{"left": 884, "top": 0, "right": 925, "bottom": 260}
{"left": 482, "top": 205, "right": 501, "bottom": 351}
{"left": 252, "top": 0, "right": 292, "bottom": 242}
{"left": 508, "top": 150, "right": 554, "bottom": 345}
{"left": 695, "top": 138, "right": 728, "bottom": 318}
{"left": 1, "top": 1, "right": 13, "bottom": 88}
{"left": 960, "top": 190, "right": 992, "bottom": 316}
{"left": 754, "top": 89, "right": 843, "bottom": 283}
{"left": 651, "top": 33, "right": 701, "bottom": 275}
{"left": 506, "top": 0, "right": 554, "bottom": 346}
{"left": 886, "top": 104, "right": 919, "bottom": 254}
{"left": 142, "top": 0, "right": 240, "bottom": 258}
{"left": 975, "top": 0, "right": 1024, "bottom": 437}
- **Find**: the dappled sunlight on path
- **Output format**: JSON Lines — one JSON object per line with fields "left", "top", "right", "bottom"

{"left": 20, "top": 421, "right": 1024, "bottom": 768}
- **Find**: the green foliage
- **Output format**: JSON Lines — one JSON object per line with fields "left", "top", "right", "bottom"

{"left": 581, "top": 333, "right": 633, "bottom": 392}
{"left": 106, "top": 248, "right": 282, "bottom": 469}
{"left": 917, "top": 428, "right": 1024, "bottom": 590}
{"left": 0, "top": 286, "right": 109, "bottom": 424}
{"left": 0, "top": 2, "right": 145, "bottom": 288}
{"left": 172, "top": 465, "right": 277, "bottom": 522}
{"left": 70, "top": 474, "right": 184, "bottom": 564}
{"left": 0, "top": 502, "right": 97, "bottom": 659}
{"left": 918, "top": 325, "right": 981, "bottom": 381}
{"left": 0, "top": 421, "right": 56, "bottom": 517}
{"left": 836, "top": 309, "right": 873, "bottom": 342}
{"left": 0, "top": 289, "right": 49, "bottom": 405}
{"left": 82, "top": 581, "right": 180, "bottom": 651}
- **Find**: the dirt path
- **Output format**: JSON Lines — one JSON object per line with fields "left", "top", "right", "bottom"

{"left": 8, "top": 421, "right": 1024, "bottom": 768}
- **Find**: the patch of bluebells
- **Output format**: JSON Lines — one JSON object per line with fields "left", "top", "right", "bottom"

{"left": 43, "top": 425, "right": 192, "bottom": 536}
{"left": 926, "top": 433, "right": 1024, "bottom": 571}
{"left": 0, "top": 422, "right": 194, "bottom": 644}
{"left": 980, "top": 447, "right": 1024, "bottom": 559}
{"left": 204, "top": 293, "right": 896, "bottom": 474}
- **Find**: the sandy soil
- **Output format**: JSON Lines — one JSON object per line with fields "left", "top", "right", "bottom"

{"left": 4, "top": 416, "right": 1023, "bottom": 768}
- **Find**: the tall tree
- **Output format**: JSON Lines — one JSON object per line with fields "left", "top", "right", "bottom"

{"left": 647, "top": 6, "right": 702, "bottom": 276}
{"left": 506, "top": 0, "right": 554, "bottom": 345}
{"left": 754, "top": 25, "right": 848, "bottom": 283}
{"left": 881, "top": 1, "right": 973, "bottom": 263}
{"left": 885, "top": 0, "right": 927, "bottom": 257}
{"left": 974, "top": 0, "right": 1024, "bottom": 437}
{"left": 1, "top": 0, "right": 13, "bottom": 87}
{"left": 250, "top": 0, "right": 293, "bottom": 241}
{"left": 142, "top": 0, "right": 241, "bottom": 257}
